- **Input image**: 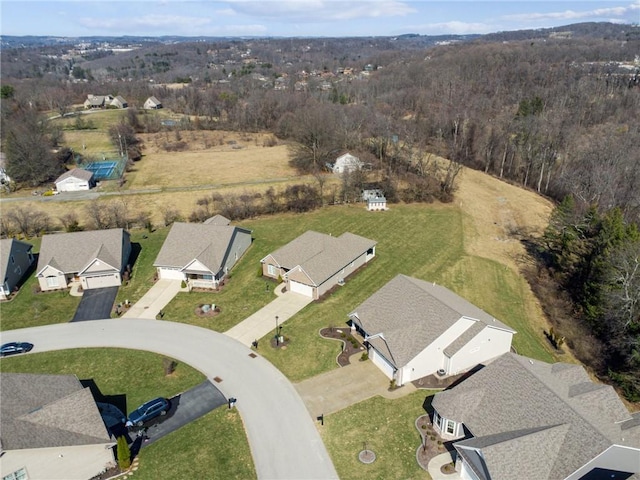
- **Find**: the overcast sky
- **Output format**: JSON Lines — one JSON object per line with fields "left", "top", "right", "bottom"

{"left": 1, "top": 1, "right": 638, "bottom": 37}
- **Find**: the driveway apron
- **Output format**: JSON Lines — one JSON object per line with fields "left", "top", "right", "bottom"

{"left": 122, "top": 279, "right": 181, "bottom": 319}
{"left": 71, "top": 287, "right": 119, "bottom": 321}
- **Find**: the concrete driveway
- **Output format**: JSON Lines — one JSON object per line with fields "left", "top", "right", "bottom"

{"left": 295, "top": 352, "right": 416, "bottom": 417}
{"left": 0, "top": 320, "right": 338, "bottom": 480}
{"left": 71, "top": 287, "right": 118, "bottom": 322}
{"left": 122, "top": 279, "right": 181, "bottom": 319}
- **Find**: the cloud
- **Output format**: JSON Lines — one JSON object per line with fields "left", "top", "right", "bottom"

{"left": 224, "top": 0, "right": 416, "bottom": 21}
{"left": 78, "top": 14, "right": 211, "bottom": 31}
{"left": 398, "top": 21, "right": 495, "bottom": 35}
{"left": 502, "top": 2, "right": 639, "bottom": 22}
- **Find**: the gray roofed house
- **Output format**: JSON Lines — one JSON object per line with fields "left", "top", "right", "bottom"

{"left": 0, "top": 238, "right": 34, "bottom": 300}
{"left": 349, "top": 275, "right": 515, "bottom": 385}
{"left": 430, "top": 352, "right": 640, "bottom": 480}
{"left": 36, "top": 228, "right": 131, "bottom": 292}
{"left": 203, "top": 214, "right": 231, "bottom": 226}
{"left": 110, "top": 95, "right": 128, "bottom": 108}
{"left": 154, "top": 222, "right": 252, "bottom": 289}
{"left": 261, "top": 230, "right": 377, "bottom": 299}
{"left": 0, "top": 373, "right": 116, "bottom": 480}
{"left": 143, "top": 96, "right": 162, "bottom": 109}
{"left": 54, "top": 168, "right": 96, "bottom": 192}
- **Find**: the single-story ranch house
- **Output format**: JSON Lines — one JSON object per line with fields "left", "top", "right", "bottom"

{"left": 431, "top": 352, "right": 640, "bottom": 480}
{"left": 261, "top": 230, "right": 377, "bottom": 299}
{"left": 54, "top": 168, "right": 95, "bottom": 192}
{"left": 153, "top": 220, "right": 252, "bottom": 289}
{"left": 36, "top": 229, "right": 131, "bottom": 291}
{"left": 0, "top": 238, "right": 34, "bottom": 300}
{"left": 0, "top": 373, "right": 116, "bottom": 480}
{"left": 349, "top": 274, "right": 515, "bottom": 385}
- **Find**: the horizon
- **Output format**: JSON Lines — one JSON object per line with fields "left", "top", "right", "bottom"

{"left": 0, "top": 1, "right": 638, "bottom": 38}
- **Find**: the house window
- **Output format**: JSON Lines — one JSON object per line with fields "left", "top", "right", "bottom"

{"left": 3, "top": 467, "right": 28, "bottom": 480}
{"left": 202, "top": 274, "right": 213, "bottom": 281}
{"left": 434, "top": 411, "right": 441, "bottom": 428}
{"left": 46, "top": 276, "right": 59, "bottom": 288}
{"left": 446, "top": 420, "right": 455, "bottom": 435}
{"left": 268, "top": 265, "right": 276, "bottom": 276}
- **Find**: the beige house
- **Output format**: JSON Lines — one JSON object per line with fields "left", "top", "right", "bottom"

{"left": 349, "top": 275, "right": 515, "bottom": 385}
{"left": 431, "top": 352, "right": 640, "bottom": 480}
{"left": 0, "top": 239, "right": 34, "bottom": 300}
{"left": 54, "top": 168, "right": 95, "bottom": 192}
{"left": 154, "top": 219, "right": 252, "bottom": 289}
{"left": 261, "top": 230, "right": 377, "bottom": 299}
{"left": 0, "top": 373, "right": 116, "bottom": 480}
{"left": 36, "top": 229, "right": 131, "bottom": 291}
{"left": 143, "top": 96, "right": 162, "bottom": 109}
{"left": 332, "top": 152, "right": 363, "bottom": 174}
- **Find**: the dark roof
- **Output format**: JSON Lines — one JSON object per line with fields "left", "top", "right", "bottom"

{"left": 1, "top": 238, "right": 32, "bottom": 282}
{"left": 0, "top": 373, "right": 112, "bottom": 450}
{"left": 432, "top": 353, "right": 640, "bottom": 480}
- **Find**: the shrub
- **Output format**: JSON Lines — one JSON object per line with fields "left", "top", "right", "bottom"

{"left": 116, "top": 436, "right": 131, "bottom": 470}
{"left": 180, "top": 280, "right": 187, "bottom": 289}
{"left": 163, "top": 357, "right": 177, "bottom": 375}
{"left": 360, "top": 352, "right": 369, "bottom": 361}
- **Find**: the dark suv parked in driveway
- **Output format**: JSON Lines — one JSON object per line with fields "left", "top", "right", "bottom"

{"left": 127, "top": 397, "right": 170, "bottom": 427}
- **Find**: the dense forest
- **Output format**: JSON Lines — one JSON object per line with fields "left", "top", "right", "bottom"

{"left": 1, "top": 22, "right": 639, "bottom": 399}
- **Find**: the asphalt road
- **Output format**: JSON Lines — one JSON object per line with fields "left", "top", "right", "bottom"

{"left": 0, "top": 319, "right": 338, "bottom": 480}
{"left": 72, "top": 286, "right": 119, "bottom": 321}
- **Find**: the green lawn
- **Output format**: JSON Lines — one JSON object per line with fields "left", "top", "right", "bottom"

{"left": 0, "top": 349, "right": 255, "bottom": 479}
{"left": 320, "top": 390, "right": 435, "bottom": 480}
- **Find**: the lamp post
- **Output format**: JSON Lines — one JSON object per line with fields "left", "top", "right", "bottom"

{"left": 275, "top": 315, "right": 279, "bottom": 346}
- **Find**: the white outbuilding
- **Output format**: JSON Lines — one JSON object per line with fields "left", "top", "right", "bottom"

{"left": 54, "top": 168, "right": 95, "bottom": 192}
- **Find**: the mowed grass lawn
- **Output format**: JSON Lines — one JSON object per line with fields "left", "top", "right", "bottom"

{"left": 0, "top": 349, "right": 256, "bottom": 480}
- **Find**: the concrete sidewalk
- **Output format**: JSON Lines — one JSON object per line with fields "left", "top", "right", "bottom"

{"left": 428, "top": 452, "right": 460, "bottom": 480}
{"left": 225, "top": 289, "right": 313, "bottom": 346}
{"left": 122, "top": 279, "right": 182, "bottom": 319}
{"left": 295, "top": 352, "right": 417, "bottom": 418}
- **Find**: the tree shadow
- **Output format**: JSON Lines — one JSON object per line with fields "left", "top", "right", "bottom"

{"left": 126, "top": 242, "right": 142, "bottom": 274}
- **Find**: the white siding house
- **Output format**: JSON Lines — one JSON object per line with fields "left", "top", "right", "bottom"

{"left": 54, "top": 168, "right": 95, "bottom": 192}
{"left": 332, "top": 153, "right": 363, "bottom": 174}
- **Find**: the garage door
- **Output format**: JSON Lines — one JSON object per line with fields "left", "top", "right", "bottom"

{"left": 158, "top": 268, "right": 185, "bottom": 280}
{"left": 289, "top": 280, "right": 314, "bottom": 298}
{"left": 370, "top": 348, "right": 396, "bottom": 379}
{"left": 85, "top": 274, "right": 119, "bottom": 289}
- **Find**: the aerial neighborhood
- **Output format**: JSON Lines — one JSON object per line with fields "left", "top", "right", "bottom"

{"left": 1, "top": 18, "right": 639, "bottom": 480}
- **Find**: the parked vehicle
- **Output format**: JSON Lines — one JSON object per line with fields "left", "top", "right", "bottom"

{"left": 0, "top": 342, "right": 34, "bottom": 357}
{"left": 127, "top": 397, "right": 170, "bottom": 427}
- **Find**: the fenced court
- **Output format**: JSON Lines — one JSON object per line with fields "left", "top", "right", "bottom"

{"left": 81, "top": 156, "right": 126, "bottom": 181}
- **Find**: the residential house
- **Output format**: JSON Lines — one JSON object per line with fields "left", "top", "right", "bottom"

{"left": 0, "top": 373, "right": 116, "bottom": 480}
{"left": 83, "top": 94, "right": 114, "bottom": 109}
{"left": 332, "top": 152, "right": 363, "bottom": 174}
{"left": 431, "top": 352, "right": 640, "bottom": 480}
{"left": 261, "top": 230, "right": 377, "bottom": 299}
{"left": 154, "top": 221, "right": 252, "bottom": 289}
{"left": 36, "top": 229, "right": 131, "bottom": 291}
{"left": 110, "top": 95, "right": 128, "bottom": 109}
{"left": 143, "top": 96, "right": 162, "bottom": 109}
{"left": 349, "top": 275, "right": 515, "bottom": 385}
{"left": 54, "top": 168, "right": 95, "bottom": 192}
{"left": 0, "top": 239, "right": 34, "bottom": 300}
{"left": 361, "top": 188, "right": 388, "bottom": 210}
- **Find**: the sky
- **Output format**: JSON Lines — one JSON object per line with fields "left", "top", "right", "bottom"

{"left": 0, "top": 0, "right": 638, "bottom": 38}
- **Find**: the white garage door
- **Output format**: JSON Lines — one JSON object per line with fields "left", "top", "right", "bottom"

{"left": 158, "top": 268, "right": 185, "bottom": 280}
{"left": 289, "top": 280, "right": 314, "bottom": 298}
{"left": 85, "top": 274, "right": 119, "bottom": 289}
{"left": 370, "top": 348, "right": 396, "bottom": 379}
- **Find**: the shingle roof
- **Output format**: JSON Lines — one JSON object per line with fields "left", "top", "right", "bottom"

{"left": 55, "top": 168, "right": 94, "bottom": 183}
{"left": 349, "top": 275, "right": 514, "bottom": 368}
{"left": 1, "top": 238, "right": 32, "bottom": 282}
{"left": 154, "top": 222, "right": 250, "bottom": 273}
{"left": 0, "top": 373, "right": 112, "bottom": 450}
{"left": 36, "top": 228, "right": 128, "bottom": 275}
{"left": 265, "top": 231, "right": 376, "bottom": 286}
{"left": 203, "top": 215, "right": 231, "bottom": 226}
{"left": 432, "top": 352, "right": 640, "bottom": 480}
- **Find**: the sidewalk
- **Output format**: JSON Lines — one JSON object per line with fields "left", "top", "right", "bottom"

{"left": 121, "top": 279, "right": 182, "bottom": 319}
{"left": 427, "top": 452, "right": 460, "bottom": 480}
{"left": 224, "top": 287, "right": 312, "bottom": 346}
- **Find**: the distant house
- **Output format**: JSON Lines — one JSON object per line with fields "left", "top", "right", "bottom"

{"left": 154, "top": 221, "right": 252, "bottom": 289}
{"left": 332, "top": 152, "right": 363, "bottom": 174}
{"left": 431, "top": 352, "right": 640, "bottom": 480}
{"left": 0, "top": 239, "right": 34, "bottom": 300}
{"left": 83, "top": 94, "right": 114, "bottom": 109}
{"left": 54, "top": 168, "right": 95, "bottom": 192}
{"left": 261, "top": 231, "right": 377, "bottom": 299}
{"left": 0, "top": 373, "right": 116, "bottom": 480}
{"left": 367, "top": 195, "right": 387, "bottom": 211}
{"left": 36, "top": 229, "right": 131, "bottom": 291}
{"left": 110, "top": 95, "right": 128, "bottom": 109}
{"left": 349, "top": 275, "right": 515, "bottom": 385}
{"left": 143, "top": 96, "right": 162, "bottom": 109}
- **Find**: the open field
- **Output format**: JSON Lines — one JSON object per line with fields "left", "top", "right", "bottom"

{"left": 0, "top": 349, "right": 255, "bottom": 479}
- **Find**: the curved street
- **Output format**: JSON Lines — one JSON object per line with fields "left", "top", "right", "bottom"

{"left": 0, "top": 319, "right": 338, "bottom": 480}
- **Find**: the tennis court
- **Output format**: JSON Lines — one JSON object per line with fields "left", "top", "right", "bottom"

{"left": 83, "top": 158, "right": 125, "bottom": 180}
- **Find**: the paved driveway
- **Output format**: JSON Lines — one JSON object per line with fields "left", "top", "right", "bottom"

{"left": 72, "top": 287, "right": 118, "bottom": 322}
{"left": 0, "top": 320, "right": 338, "bottom": 480}
{"left": 122, "top": 279, "right": 181, "bottom": 319}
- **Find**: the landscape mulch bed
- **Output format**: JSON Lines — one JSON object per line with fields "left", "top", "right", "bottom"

{"left": 319, "top": 327, "right": 366, "bottom": 366}
{"left": 194, "top": 305, "right": 221, "bottom": 317}
{"left": 415, "top": 415, "right": 453, "bottom": 471}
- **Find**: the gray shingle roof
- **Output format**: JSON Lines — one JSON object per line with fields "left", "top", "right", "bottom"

{"left": 203, "top": 215, "right": 231, "bottom": 226}
{"left": 55, "top": 167, "right": 94, "bottom": 183}
{"left": 0, "top": 373, "right": 112, "bottom": 450}
{"left": 1, "top": 238, "right": 32, "bottom": 283}
{"left": 154, "top": 222, "right": 250, "bottom": 273}
{"left": 349, "top": 275, "right": 514, "bottom": 368}
{"left": 265, "top": 231, "right": 376, "bottom": 286}
{"left": 432, "top": 352, "right": 640, "bottom": 480}
{"left": 36, "top": 228, "right": 128, "bottom": 275}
